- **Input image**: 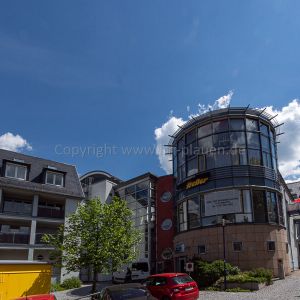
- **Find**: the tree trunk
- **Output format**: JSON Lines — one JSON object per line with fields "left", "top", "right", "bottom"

{"left": 91, "top": 269, "right": 98, "bottom": 295}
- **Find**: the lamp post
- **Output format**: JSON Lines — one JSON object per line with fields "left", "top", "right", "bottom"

{"left": 222, "top": 218, "right": 227, "bottom": 291}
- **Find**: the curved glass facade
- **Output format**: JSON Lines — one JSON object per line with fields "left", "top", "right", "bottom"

{"left": 172, "top": 109, "right": 284, "bottom": 232}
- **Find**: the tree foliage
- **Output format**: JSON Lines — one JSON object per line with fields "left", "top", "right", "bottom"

{"left": 43, "top": 197, "right": 142, "bottom": 292}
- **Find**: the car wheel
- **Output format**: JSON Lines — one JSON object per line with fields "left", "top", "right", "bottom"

{"left": 162, "top": 296, "right": 170, "bottom": 300}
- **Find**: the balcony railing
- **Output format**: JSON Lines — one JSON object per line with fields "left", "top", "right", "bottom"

{"left": 37, "top": 207, "right": 64, "bottom": 219}
{"left": 0, "top": 232, "right": 30, "bottom": 244}
{"left": 1, "top": 202, "right": 32, "bottom": 216}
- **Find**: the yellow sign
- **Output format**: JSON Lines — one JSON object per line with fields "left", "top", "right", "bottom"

{"left": 186, "top": 177, "right": 208, "bottom": 189}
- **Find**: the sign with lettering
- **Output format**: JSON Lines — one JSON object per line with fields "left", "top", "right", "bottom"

{"left": 204, "top": 190, "right": 241, "bottom": 217}
{"left": 184, "top": 174, "right": 209, "bottom": 190}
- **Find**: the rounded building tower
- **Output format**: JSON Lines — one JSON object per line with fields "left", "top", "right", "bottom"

{"left": 170, "top": 107, "right": 289, "bottom": 276}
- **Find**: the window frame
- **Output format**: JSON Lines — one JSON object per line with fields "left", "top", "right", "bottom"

{"left": 267, "top": 241, "right": 276, "bottom": 251}
{"left": 45, "top": 171, "right": 64, "bottom": 187}
{"left": 5, "top": 162, "right": 28, "bottom": 181}
{"left": 233, "top": 241, "right": 243, "bottom": 252}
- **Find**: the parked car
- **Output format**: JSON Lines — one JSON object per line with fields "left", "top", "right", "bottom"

{"left": 144, "top": 273, "right": 199, "bottom": 300}
{"left": 113, "top": 260, "right": 150, "bottom": 283}
{"left": 99, "top": 283, "right": 156, "bottom": 300}
{"left": 15, "top": 295, "right": 56, "bottom": 300}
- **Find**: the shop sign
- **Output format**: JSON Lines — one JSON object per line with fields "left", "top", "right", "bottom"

{"left": 161, "top": 219, "right": 173, "bottom": 231}
{"left": 184, "top": 174, "right": 209, "bottom": 190}
{"left": 204, "top": 190, "right": 241, "bottom": 217}
{"left": 161, "top": 248, "right": 173, "bottom": 260}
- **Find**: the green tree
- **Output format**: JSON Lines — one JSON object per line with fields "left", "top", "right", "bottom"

{"left": 43, "top": 197, "right": 142, "bottom": 293}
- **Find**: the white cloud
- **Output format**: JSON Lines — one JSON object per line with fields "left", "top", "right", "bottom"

{"left": 265, "top": 99, "right": 300, "bottom": 181}
{"left": 155, "top": 91, "right": 233, "bottom": 173}
{"left": 0, "top": 132, "right": 32, "bottom": 152}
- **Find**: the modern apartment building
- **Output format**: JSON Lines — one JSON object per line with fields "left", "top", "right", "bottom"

{"left": 0, "top": 149, "right": 84, "bottom": 281}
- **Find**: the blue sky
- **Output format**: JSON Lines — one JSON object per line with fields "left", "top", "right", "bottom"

{"left": 0, "top": 0, "right": 300, "bottom": 180}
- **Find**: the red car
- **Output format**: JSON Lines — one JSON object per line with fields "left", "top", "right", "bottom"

{"left": 145, "top": 273, "right": 199, "bottom": 300}
{"left": 15, "top": 295, "right": 56, "bottom": 300}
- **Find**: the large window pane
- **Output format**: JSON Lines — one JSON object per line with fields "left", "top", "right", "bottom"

{"left": 188, "top": 197, "right": 201, "bottom": 229}
{"left": 248, "top": 149, "right": 261, "bottom": 165}
{"left": 253, "top": 190, "right": 266, "bottom": 223}
{"left": 242, "top": 190, "right": 252, "bottom": 213}
{"left": 177, "top": 150, "right": 185, "bottom": 166}
{"left": 261, "top": 135, "right": 270, "bottom": 152}
{"left": 232, "top": 149, "right": 247, "bottom": 165}
{"left": 247, "top": 132, "right": 260, "bottom": 148}
{"left": 215, "top": 150, "right": 231, "bottom": 168}
{"left": 260, "top": 123, "right": 269, "bottom": 136}
{"left": 213, "top": 132, "right": 230, "bottom": 148}
{"left": 178, "top": 201, "right": 187, "bottom": 232}
{"left": 267, "top": 192, "right": 278, "bottom": 223}
{"left": 246, "top": 118, "right": 258, "bottom": 131}
{"left": 199, "top": 155, "right": 206, "bottom": 172}
{"left": 198, "top": 123, "right": 212, "bottom": 138}
{"left": 186, "top": 129, "right": 196, "bottom": 144}
{"left": 5, "top": 164, "right": 16, "bottom": 178}
{"left": 230, "top": 132, "right": 246, "bottom": 148}
{"left": 230, "top": 119, "right": 245, "bottom": 130}
{"left": 198, "top": 136, "right": 213, "bottom": 153}
{"left": 187, "top": 158, "right": 198, "bottom": 177}
{"left": 16, "top": 166, "right": 27, "bottom": 180}
{"left": 263, "top": 152, "right": 272, "bottom": 168}
{"left": 186, "top": 141, "right": 197, "bottom": 159}
{"left": 213, "top": 120, "right": 228, "bottom": 133}
{"left": 206, "top": 152, "right": 215, "bottom": 169}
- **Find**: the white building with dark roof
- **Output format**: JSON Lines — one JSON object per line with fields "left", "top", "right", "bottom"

{"left": 0, "top": 149, "right": 84, "bottom": 282}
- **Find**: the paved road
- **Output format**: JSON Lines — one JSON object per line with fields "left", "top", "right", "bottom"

{"left": 55, "top": 271, "right": 300, "bottom": 300}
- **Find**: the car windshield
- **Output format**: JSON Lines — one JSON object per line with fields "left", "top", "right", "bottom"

{"left": 110, "top": 288, "right": 148, "bottom": 300}
{"left": 172, "top": 275, "right": 194, "bottom": 284}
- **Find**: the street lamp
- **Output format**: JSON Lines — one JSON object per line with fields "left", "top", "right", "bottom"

{"left": 222, "top": 218, "right": 227, "bottom": 291}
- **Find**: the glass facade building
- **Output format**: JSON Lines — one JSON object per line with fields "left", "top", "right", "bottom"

{"left": 170, "top": 107, "right": 290, "bottom": 275}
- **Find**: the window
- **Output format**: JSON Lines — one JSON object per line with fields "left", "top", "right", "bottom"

{"left": 262, "top": 152, "right": 272, "bottom": 168}
{"left": 248, "top": 149, "right": 261, "bottom": 165}
{"left": 242, "top": 190, "right": 252, "bottom": 213}
{"left": 246, "top": 118, "right": 258, "bottom": 131}
{"left": 261, "top": 135, "right": 270, "bottom": 152}
{"left": 230, "top": 132, "right": 246, "bottom": 148}
{"left": 267, "top": 241, "right": 275, "bottom": 251}
{"left": 45, "top": 171, "right": 64, "bottom": 186}
{"left": 232, "top": 148, "right": 247, "bottom": 165}
{"left": 278, "top": 195, "right": 284, "bottom": 226}
{"left": 260, "top": 123, "right": 269, "bottom": 136}
{"left": 5, "top": 163, "right": 27, "bottom": 180}
{"left": 213, "top": 119, "right": 228, "bottom": 133}
{"left": 247, "top": 132, "right": 260, "bottom": 149}
{"left": 230, "top": 118, "right": 245, "bottom": 130}
{"left": 188, "top": 197, "right": 201, "bottom": 229}
{"left": 198, "top": 245, "right": 206, "bottom": 254}
{"left": 213, "top": 132, "right": 230, "bottom": 148}
{"left": 186, "top": 129, "right": 196, "bottom": 144}
{"left": 187, "top": 158, "right": 198, "bottom": 177}
{"left": 253, "top": 190, "right": 266, "bottom": 223}
{"left": 198, "top": 136, "right": 213, "bottom": 153}
{"left": 199, "top": 155, "right": 206, "bottom": 172}
{"left": 215, "top": 150, "right": 231, "bottom": 168}
{"left": 198, "top": 123, "right": 212, "bottom": 138}
{"left": 178, "top": 201, "right": 187, "bottom": 232}
{"left": 233, "top": 241, "right": 243, "bottom": 252}
{"left": 266, "top": 192, "right": 278, "bottom": 223}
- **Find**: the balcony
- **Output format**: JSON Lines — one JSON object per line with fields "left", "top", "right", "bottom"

{"left": 0, "top": 232, "right": 30, "bottom": 244}
{"left": 37, "top": 207, "right": 64, "bottom": 219}
{"left": 1, "top": 200, "right": 32, "bottom": 216}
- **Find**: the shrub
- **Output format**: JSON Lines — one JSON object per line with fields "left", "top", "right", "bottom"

{"left": 61, "top": 277, "right": 82, "bottom": 289}
{"left": 246, "top": 268, "right": 273, "bottom": 285}
{"left": 191, "top": 259, "right": 240, "bottom": 287}
{"left": 51, "top": 283, "right": 65, "bottom": 292}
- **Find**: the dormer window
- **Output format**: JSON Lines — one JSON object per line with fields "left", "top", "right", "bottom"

{"left": 45, "top": 171, "right": 64, "bottom": 187}
{"left": 5, "top": 162, "right": 27, "bottom": 180}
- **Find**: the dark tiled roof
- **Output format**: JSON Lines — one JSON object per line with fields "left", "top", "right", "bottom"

{"left": 0, "top": 149, "right": 84, "bottom": 199}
